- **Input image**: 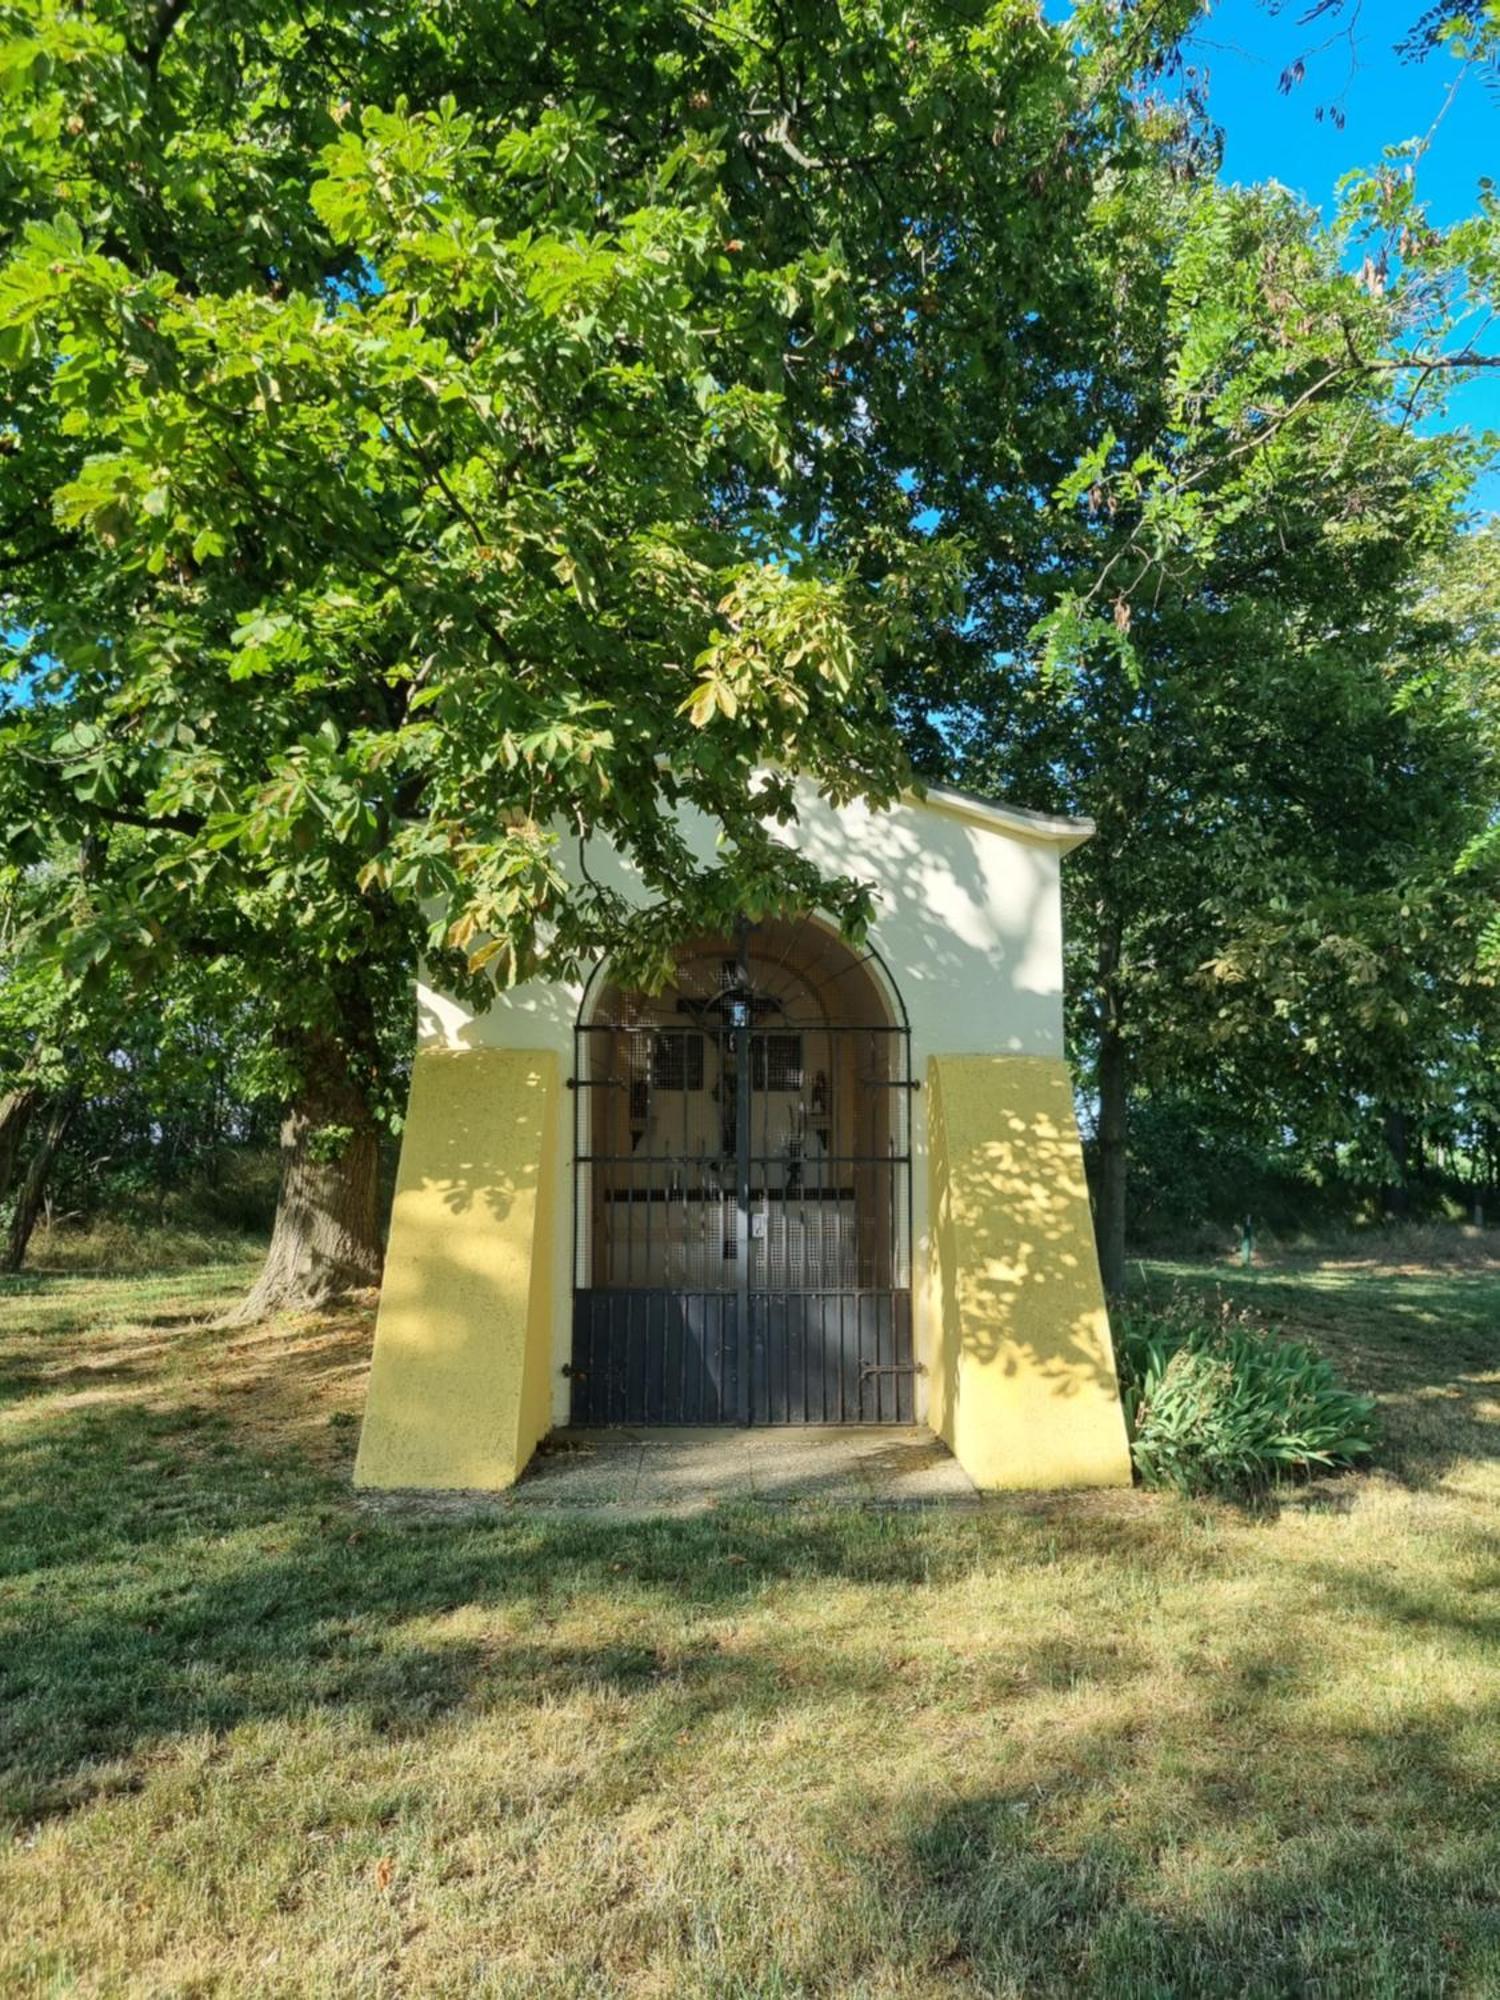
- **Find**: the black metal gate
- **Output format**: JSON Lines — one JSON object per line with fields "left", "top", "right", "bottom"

{"left": 568, "top": 924, "right": 915, "bottom": 1425}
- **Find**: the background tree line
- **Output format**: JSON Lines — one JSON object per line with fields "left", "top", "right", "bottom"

{"left": 1, "top": 0, "right": 1495, "bottom": 1307}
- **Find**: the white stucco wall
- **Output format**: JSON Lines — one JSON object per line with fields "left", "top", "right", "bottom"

{"left": 413, "top": 778, "right": 1092, "bottom": 1424}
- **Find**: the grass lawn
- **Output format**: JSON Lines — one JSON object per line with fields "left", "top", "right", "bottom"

{"left": 1, "top": 1249, "right": 1498, "bottom": 1997}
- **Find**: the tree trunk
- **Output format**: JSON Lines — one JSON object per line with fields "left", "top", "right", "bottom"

{"left": 0, "top": 1083, "right": 42, "bottom": 1213}
{"left": 222, "top": 1028, "right": 383, "bottom": 1324}
{"left": 3, "top": 1089, "right": 79, "bottom": 1272}
{"left": 1095, "top": 919, "right": 1129, "bottom": 1303}
{"left": 1381, "top": 1106, "right": 1411, "bottom": 1221}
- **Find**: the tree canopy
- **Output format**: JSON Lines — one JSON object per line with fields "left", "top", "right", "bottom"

{"left": 1, "top": 0, "right": 1495, "bottom": 1303}
{"left": 0, "top": 0, "right": 1197, "bottom": 1304}
{"left": 926, "top": 152, "right": 1499, "bottom": 1286}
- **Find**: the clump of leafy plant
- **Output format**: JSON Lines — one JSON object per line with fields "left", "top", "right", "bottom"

{"left": 1117, "top": 1294, "right": 1378, "bottom": 1496}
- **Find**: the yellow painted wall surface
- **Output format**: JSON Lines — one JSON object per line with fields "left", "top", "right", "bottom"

{"left": 926, "top": 1056, "right": 1132, "bottom": 1490}
{"left": 354, "top": 1048, "right": 558, "bottom": 1491}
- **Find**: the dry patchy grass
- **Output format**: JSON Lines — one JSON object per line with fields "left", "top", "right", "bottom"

{"left": 0, "top": 1252, "right": 1497, "bottom": 1996}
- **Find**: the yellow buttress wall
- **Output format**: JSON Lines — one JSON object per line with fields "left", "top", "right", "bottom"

{"left": 354, "top": 1047, "right": 558, "bottom": 1491}
{"left": 926, "top": 1056, "right": 1132, "bottom": 1490}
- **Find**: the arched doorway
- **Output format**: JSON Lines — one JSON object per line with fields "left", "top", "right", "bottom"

{"left": 570, "top": 918, "right": 915, "bottom": 1425}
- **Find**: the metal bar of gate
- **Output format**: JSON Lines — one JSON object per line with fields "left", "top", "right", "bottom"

{"left": 734, "top": 1011, "right": 751, "bottom": 1424}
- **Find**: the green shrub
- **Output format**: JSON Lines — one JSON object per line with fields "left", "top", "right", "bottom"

{"left": 1117, "top": 1295, "right": 1378, "bottom": 1496}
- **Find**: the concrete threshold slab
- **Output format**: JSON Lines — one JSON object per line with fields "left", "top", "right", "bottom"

{"left": 503, "top": 1426, "right": 982, "bottom": 1516}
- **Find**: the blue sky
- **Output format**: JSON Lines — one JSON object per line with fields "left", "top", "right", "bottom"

{"left": 1183, "top": 0, "right": 1499, "bottom": 510}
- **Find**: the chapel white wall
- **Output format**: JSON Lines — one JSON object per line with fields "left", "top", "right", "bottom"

{"left": 417, "top": 778, "right": 1066, "bottom": 1060}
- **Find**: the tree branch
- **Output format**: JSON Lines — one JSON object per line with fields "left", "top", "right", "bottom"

{"left": 127, "top": 0, "right": 193, "bottom": 79}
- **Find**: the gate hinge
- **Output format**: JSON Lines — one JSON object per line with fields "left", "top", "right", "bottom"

{"left": 859, "top": 1361, "right": 927, "bottom": 1378}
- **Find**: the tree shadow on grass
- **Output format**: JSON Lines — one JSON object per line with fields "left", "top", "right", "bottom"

{"left": 5, "top": 1262, "right": 1500, "bottom": 1995}
{"left": 0, "top": 1343, "right": 178, "bottom": 1405}
{"left": 5, "top": 1260, "right": 1496, "bottom": 1832}
{"left": 862, "top": 1572, "right": 1500, "bottom": 1998}
{"left": 886, "top": 1787, "right": 1500, "bottom": 1998}
{"left": 0, "top": 1372, "right": 1195, "bottom": 1828}
{"left": 4, "top": 1389, "right": 1500, "bottom": 1996}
